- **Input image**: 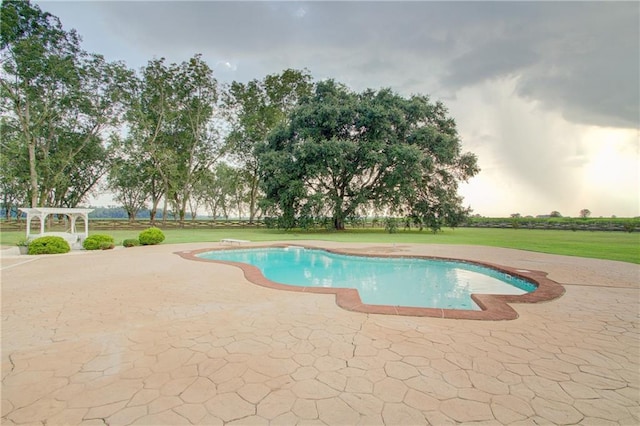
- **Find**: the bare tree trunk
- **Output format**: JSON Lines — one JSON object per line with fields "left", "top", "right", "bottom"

{"left": 150, "top": 192, "right": 161, "bottom": 225}
{"left": 248, "top": 174, "right": 258, "bottom": 223}
{"left": 162, "top": 196, "right": 168, "bottom": 225}
{"left": 28, "top": 142, "right": 38, "bottom": 207}
{"left": 162, "top": 180, "right": 169, "bottom": 225}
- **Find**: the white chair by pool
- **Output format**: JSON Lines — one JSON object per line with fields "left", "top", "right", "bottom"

{"left": 220, "top": 238, "right": 250, "bottom": 245}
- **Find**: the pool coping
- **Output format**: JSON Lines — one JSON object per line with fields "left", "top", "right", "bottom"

{"left": 175, "top": 244, "right": 566, "bottom": 321}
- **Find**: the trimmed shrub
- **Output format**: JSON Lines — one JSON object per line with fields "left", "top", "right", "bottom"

{"left": 138, "top": 227, "right": 165, "bottom": 245}
{"left": 28, "top": 236, "right": 70, "bottom": 255}
{"left": 100, "top": 242, "right": 115, "bottom": 250}
{"left": 123, "top": 238, "right": 140, "bottom": 248}
{"left": 83, "top": 234, "right": 115, "bottom": 251}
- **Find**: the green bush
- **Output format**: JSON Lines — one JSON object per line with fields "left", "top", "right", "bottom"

{"left": 100, "top": 242, "right": 115, "bottom": 250}
{"left": 83, "top": 234, "right": 115, "bottom": 250}
{"left": 28, "top": 236, "right": 70, "bottom": 255}
{"left": 123, "top": 238, "right": 140, "bottom": 247}
{"left": 138, "top": 227, "right": 165, "bottom": 245}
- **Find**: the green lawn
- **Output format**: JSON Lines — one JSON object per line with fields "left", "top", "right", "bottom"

{"left": 2, "top": 227, "right": 638, "bottom": 264}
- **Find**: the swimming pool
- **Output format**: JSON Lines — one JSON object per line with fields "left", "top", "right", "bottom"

{"left": 197, "top": 247, "right": 536, "bottom": 311}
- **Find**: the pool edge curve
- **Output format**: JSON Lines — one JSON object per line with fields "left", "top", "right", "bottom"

{"left": 175, "top": 243, "right": 566, "bottom": 321}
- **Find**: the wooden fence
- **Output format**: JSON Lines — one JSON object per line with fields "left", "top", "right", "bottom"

{"left": 0, "top": 219, "right": 265, "bottom": 232}
{"left": 1, "top": 218, "right": 636, "bottom": 232}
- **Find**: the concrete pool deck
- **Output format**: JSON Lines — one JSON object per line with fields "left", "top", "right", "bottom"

{"left": 1, "top": 241, "right": 638, "bottom": 425}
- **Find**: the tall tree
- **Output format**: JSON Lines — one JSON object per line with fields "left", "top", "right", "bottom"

{"left": 258, "top": 80, "right": 479, "bottom": 230}
{"left": 126, "top": 55, "right": 222, "bottom": 224}
{"left": 125, "top": 58, "right": 175, "bottom": 223}
{"left": 0, "top": 0, "right": 132, "bottom": 207}
{"left": 0, "top": 119, "right": 29, "bottom": 218}
{"left": 167, "top": 55, "right": 221, "bottom": 222}
{"left": 223, "top": 69, "right": 312, "bottom": 223}
{"left": 107, "top": 136, "right": 158, "bottom": 222}
{"left": 1, "top": 0, "right": 76, "bottom": 206}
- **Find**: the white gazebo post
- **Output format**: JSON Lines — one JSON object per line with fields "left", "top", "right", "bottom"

{"left": 39, "top": 210, "right": 46, "bottom": 235}
{"left": 68, "top": 211, "right": 90, "bottom": 240}
{"left": 25, "top": 211, "right": 31, "bottom": 237}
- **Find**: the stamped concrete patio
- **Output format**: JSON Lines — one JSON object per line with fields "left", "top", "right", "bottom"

{"left": 1, "top": 241, "right": 638, "bottom": 425}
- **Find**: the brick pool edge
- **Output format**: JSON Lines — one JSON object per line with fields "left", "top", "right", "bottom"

{"left": 175, "top": 244, "right": 566, "bottom": 321}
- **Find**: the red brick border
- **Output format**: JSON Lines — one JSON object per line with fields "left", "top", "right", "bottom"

{"left": 175, "top": 244, "right": 565, "bottom": 321}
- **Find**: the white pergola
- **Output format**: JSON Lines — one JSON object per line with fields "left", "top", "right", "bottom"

{"left": 19, "top": 207, "right": 94, "bottom": 244}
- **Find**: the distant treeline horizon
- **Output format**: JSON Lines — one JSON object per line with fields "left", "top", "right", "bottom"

{"left": 2, "top": 206, "right": 638, "bottom": 222}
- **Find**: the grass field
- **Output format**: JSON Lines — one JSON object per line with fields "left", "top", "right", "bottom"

{"left": 2, "top": 227, "right": 638, "bottom": 264}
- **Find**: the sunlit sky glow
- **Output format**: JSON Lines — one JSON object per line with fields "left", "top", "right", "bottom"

{"left": 35, "top": 0, "right": 639, "bottom": 217}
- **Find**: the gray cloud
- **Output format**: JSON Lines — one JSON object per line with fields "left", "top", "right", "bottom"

{"left": 33, "top": 0, "right": 640, "bottom": 216}
{"left": 70, "top": 1, "right": 637, "bottom": 130}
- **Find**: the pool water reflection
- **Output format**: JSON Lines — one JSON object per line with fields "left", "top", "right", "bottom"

{"left": 197, "top": 247, "right": 536, "bottom": 311}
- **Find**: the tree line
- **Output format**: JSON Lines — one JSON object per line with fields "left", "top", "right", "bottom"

{"left": 1, "top": 0, "right": 478, "bottom": 231}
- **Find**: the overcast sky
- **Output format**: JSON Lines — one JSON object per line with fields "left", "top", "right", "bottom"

{"left": 35, "top": 0, "right": 639, "bottom": 217}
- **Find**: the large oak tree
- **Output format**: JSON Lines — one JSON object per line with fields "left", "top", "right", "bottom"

{"left": 258, "top": 80, "right": 479, "bottom": 230}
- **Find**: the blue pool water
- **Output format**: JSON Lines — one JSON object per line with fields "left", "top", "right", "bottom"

{"left": 197, "top": 247, "right": 536, "bottom": 310}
